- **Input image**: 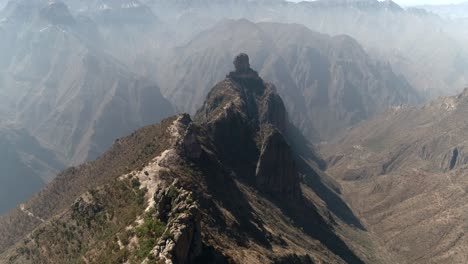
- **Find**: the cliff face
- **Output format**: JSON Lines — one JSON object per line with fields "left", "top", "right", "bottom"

{"left": 256, "top": 127, "right": 299, "bottom": 197}
{"left": 152, "top": 180, "right": 202, "bottom": 264}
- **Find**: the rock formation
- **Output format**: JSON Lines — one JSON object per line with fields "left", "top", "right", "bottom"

{"left": 233, "top": 53, "right": 250, "bottom": 73}
{"left": 152, "top": 181, "right": 202, "bottom": 264}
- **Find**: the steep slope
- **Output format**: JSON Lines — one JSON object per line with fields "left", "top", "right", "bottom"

{"left": 0, "top": 125, "right": 61, "bottom": 215}
{"left": 0, "top": 55, "right": 393, "bottom": 264}
{"left": 0, "top": 0, "right": 174, "bottom": 164}
{"left": 324, "top": 89, "right": 468, "bottom": 263}
{"left": 158, "top": 19, "right": 419, "bottom": 141}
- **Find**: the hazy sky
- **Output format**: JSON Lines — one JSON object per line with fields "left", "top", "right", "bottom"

{"left": 291, "top": 0, "right": 468, "bottom": 6}
{"left": 393, "top": 0, "right": 467, "bottom": 6}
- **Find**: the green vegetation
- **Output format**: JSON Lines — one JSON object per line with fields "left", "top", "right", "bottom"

{"left": 167, "top": 185, "right": 180, "bottom": 202}
{"left": 131, "top": 178, "right": 141, "bottom": 188}
{"left": 135, "top": 216, "right": 166, "bottom": 260}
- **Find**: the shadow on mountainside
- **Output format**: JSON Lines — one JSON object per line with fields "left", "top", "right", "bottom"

{"left": 186, "top": 140, "right": 364, "bottom": 264}
{"left": 287, "top": 124, "right": 326, "bottom": 170}
{"left": 276, "top": 193, "right": 365, "bottom": 264}
{"left": 188, "top": 148, "right": 273, "bottom": 249}
{"left": 189, "top": 124, "right": 365, "bottom": 264}
{"left": 288, "top": 124, "right": 366, "bottom": 231}
{"left": 299, "top": 155, "right": 366, "bottom": 231}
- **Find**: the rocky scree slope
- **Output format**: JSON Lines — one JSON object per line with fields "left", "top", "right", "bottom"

{"left": 0, "top": 54, "right": 393, "bottom": 264}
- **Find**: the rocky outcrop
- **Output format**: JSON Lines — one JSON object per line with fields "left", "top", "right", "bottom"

{"left": 233, "top": 53, "right": 250, "bottom": 73}
{"left": 181, "top": 124, "right": 203, "bottom": 160}
{"left": 151, "top": 182, "right": 202, "bottom": 264}
{"left": 258, "top": 85, "right": 288, "bottom": 134}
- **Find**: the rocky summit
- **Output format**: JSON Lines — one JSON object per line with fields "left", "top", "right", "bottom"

{"left": 0, "top": 54, "right": 391, "bottom": 264}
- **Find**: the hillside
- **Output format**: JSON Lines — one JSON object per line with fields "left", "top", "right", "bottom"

{"left": 0, "top": 54, "right": 394, "bottom": 264}
{"left": 323, "top": 89, "right": 468, "bottom": 263}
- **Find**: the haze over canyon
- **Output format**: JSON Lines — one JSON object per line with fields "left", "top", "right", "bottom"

{"left": 1, "top": 0, "right": 468, "bottom": 263}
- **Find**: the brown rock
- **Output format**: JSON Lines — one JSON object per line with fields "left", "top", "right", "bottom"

{"left": 182, "top": 125, "right": 202, "bottom": 160}
{"left": 152, "top": 183, "right": 202, "bottom": 264}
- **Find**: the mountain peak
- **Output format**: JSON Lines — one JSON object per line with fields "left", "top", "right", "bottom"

{"left": 196, "top": 54, "right": 300, "bottom": 198}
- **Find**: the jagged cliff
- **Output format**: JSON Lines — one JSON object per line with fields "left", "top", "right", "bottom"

{"left": 0, "top": 54, "right": 393, "bottom": 264}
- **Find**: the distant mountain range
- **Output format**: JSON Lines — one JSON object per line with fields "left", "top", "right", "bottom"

{"left": 140, "top": 0, "right": 468, "bottom": 98}
{"left": 157, "top": 19, "right": 420, "bottom": 141}
{"left": 0, "top": 0, "right": 429, "bottom": 214}
{"left": 0, "top": 0, "right": 174, "bottom": 213}
{"left": 1, "top": 0, "right": 174, "bottom": 163}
